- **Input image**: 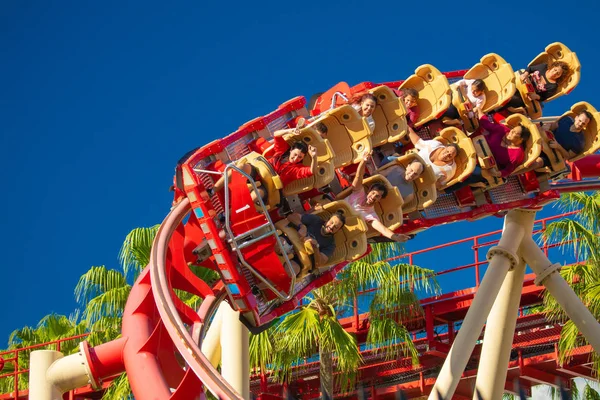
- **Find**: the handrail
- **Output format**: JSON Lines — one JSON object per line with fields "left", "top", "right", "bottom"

{"left": 221, "top": 164, "right": 297, "bottom": 301}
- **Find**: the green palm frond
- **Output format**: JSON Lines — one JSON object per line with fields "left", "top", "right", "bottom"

{"left": 319, "top": 314, "right": 361, "bottom": 391}
{"left": 83, "top": 286, "right": 131, "bottom": 323}
{"left": 366, "top": 317, "right": 418, "bottom": 363}
{"left": 101, "top": 372, "right": 132, "bottom": 399}
{"left": 544, "top": 219, "right": 600, "bottom": 262}
{"left": 75, "top": 266, "right": 129, "bottom": 306}
{"left": 119, "top": 225, "right": 159, "bottom": 279}
{"left": 557, "top": 192, "right": 600, "bottom": 231}
{"left": 583, "top": 381, "right": 600, "bottom": 400}
{"left": 249, "top": 329, "right": 276, "bottom": 373}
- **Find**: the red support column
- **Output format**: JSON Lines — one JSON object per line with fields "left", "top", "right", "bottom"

{"left": 447, "top": 322, "right": 454, "bottom": 343}
{"left": 260, "top": 372, "right": 268, "bottom": 393}
{"left": 425, "top": 306, "right": 434, "bottom": 345}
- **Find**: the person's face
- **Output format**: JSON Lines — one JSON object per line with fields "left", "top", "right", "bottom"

{"left": 366, "top": 189, "right": 384, "bottom": 205}
{"left": 471, "top": 87, "right": 484, "bottom": 98}
{"left": 547, "top": 66, "right": 565, "bottom": 81}
{"left": 404, "top": 94, "right": 417, "bottom": 109}
{"left": 324, "top": 215, "right": 343, "bottom": 235}
{"left": 404, "top": 162, "right": 423, "bottom": 181}
{"left": 506, "top": 126, "right": 524, "bottom": 146}
{"left": 289, "top": 148, "right": 306, "bottom": 163}
{"left": 439, "top": 146, "right": 457, "bottom": 163}
{"left": 361, "top": 99, "right": 376, "bottom": 117}
{"left": 574, "top": 113, "right": 591, "bottom": 131}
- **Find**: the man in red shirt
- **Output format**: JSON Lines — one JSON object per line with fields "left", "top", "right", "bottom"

{"left": 268, "top": 128, "right": 318, "bottom": 186}
{"left": 213, "top": 126, "right": 318, "bottom": 194}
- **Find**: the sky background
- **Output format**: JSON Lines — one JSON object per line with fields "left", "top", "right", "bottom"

{"left": 1, "top": 0, "right": 599, "bottom": 392}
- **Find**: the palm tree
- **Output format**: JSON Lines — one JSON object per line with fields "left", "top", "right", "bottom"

{"left": 75, "top": 225, "right": 219, "bottom": 399}
{"left": 539, "top": 192, "right": 600, "bottom": 394}
{"left": 0, "top": 313, "right": 88, "bottom": 395}
{"left": 251, "top": 243, "right": 439, "bottom": 398}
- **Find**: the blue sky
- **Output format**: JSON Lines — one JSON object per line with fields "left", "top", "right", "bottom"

{"left": 1, "top": 0, "right": 599, "bottom": 344}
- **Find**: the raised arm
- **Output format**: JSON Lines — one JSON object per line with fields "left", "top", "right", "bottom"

{"left": 370, "top": 220, "right": 409, "bottom": 242}
{"left": 273, "top": 126, "right": 301, "bottom": 138}
{"left": 407, "top": 126, "right": 421, "bottom": 146}
{"left": 308, "top": 145, "right": 318, "bottom": 176}
{"left": 351, "top": 151, "right": 371, "bottom": 191}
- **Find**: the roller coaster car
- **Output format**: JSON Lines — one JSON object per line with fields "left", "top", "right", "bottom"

{"left": 435, "top": 127, "right": 478, "bottom": 190}
{"left": 312, "top": 104, "right": 373, "bottom": 168}
{"left": 368, "top": 85, "right": 409, "bottom": 146}
{"left": 377, "top": 153, "right": 437, "bottom": 213}
{"left": 505, "top": 114, "right": 543, "bottom": 176}
{"left": 336, "top": 175, "right": 404, "bottom": 238}
{"left": 399, "top": 64, "right": 452, "bottom": 127}
{"left": 563, "top": 101, "right": 600, "bottom": 163}
{"left": 237, "top": 152, "right": 283, "bottom": 210}
{"left": 262, "top": 127, "right": 335, "bottom": 196}
{"left": 515, "top": 42, "right": 581, "bottom": 119}
{"left": 471, "top": 136, "right": 505, "bottom": 188}
{"left": 538, "top": 129, "right": 567, "bottom": 174}
{"left": 274, "top": 200, "right": 368, "bottom": 275}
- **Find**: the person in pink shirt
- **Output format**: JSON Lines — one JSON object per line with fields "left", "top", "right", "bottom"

{"left": 445, "top": 116, "right": 531, "bottom": 191}
{"left": 345, "top": 152, "right": 410, "bottom": 242}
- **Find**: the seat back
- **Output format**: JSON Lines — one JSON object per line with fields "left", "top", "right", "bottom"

{"left": 464, "top": 53, "right": 516, "bottom": 112}
{"left": 449, "top": 83, "right": 480, "bottom": 134}
{"left": 239, "top": 152, "right": 283, "bottom": 210}
{"left": 377, "top": 153, "right": 437, "bottom": 213}
{"left": 472, "top": 136, "right": 505, "bottom": 188}
{"left": 400, "top": 64, "right": 452, "bottom": 127}
{"left": 434, "top": 127, "right": 477, "bottom": 189}
{"left": 275, "top": 201, "right": 368, "bottom": 273}
{"left": 529, "top": 42, "right": 581, "bottom": 103}
{"left": 539, "top": 129, "right": 566, "bottom": 173}
{"left": 514, "top": 70, "right": 543, "bottom": 119}
{"left": 314, "top": 105, "right": 372, "bottom": 168}
{"left": 336, "top": 175, "right": 403, "bottom": 238}
{"left": 368, "top": 85, "right": 409, "bottom": 145}
{"left": 504, "top": 114, "right": 543, "bottom": 175}
{"left": 561, "top": 102, "right": 600, "bottom": 162}
{"left": 262, "top": 128, "right": 335, "bottom": 196}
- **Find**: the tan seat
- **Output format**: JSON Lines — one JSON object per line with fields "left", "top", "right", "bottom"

{"left": 464, "top": 53, "right": 516, "bottom": 113}
{"left": 471, "top": 136, "right": 506, "bottom": 188}
{"left": 336, "top": 175, "right": 403, "bottom": 238}
{"left": 238, "top": 152, "right": 283, "bottom": 210}
{"left": 449, "top": 83, "right": 480, "bottom": 134}
{"left": 313, "top": 105, "right": 372, "bottom": 168}
{"left": 367, "top": 85, "right": 409, "bottom": 145}
{"left": 377, "top": 153, "right": 437, "bottom": 213}
{"left": 274, "top": 201, "right": 368, "bottom": 274}
{"left": 538, "top": 129, "right": 566, "bottom": 173}
{"left": 505, "top": 114, "right": 542, "bottom": 175}
{"left": 262, "top": 127, "right": 335, "bottom": 196}
{"left": 515, "top": 43, "right": 581, "bottom": 119}
{"left": 560, "top": 102, "right": 600, "bottom": 163}
{"left": 400, "top": 64, "right": 452, "bottom": 127}
{"left": 434, "top": 127, "right": 477, "bottom": 189}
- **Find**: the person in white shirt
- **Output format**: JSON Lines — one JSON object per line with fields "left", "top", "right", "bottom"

{"left": 407, "top": 126, "right": 458, "bottom": 188}
{"left": 458, "top": 78, "right": 487, "bottom": 113}
{"left": 345, "top": 152, "right": 410, "bottom": 242}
